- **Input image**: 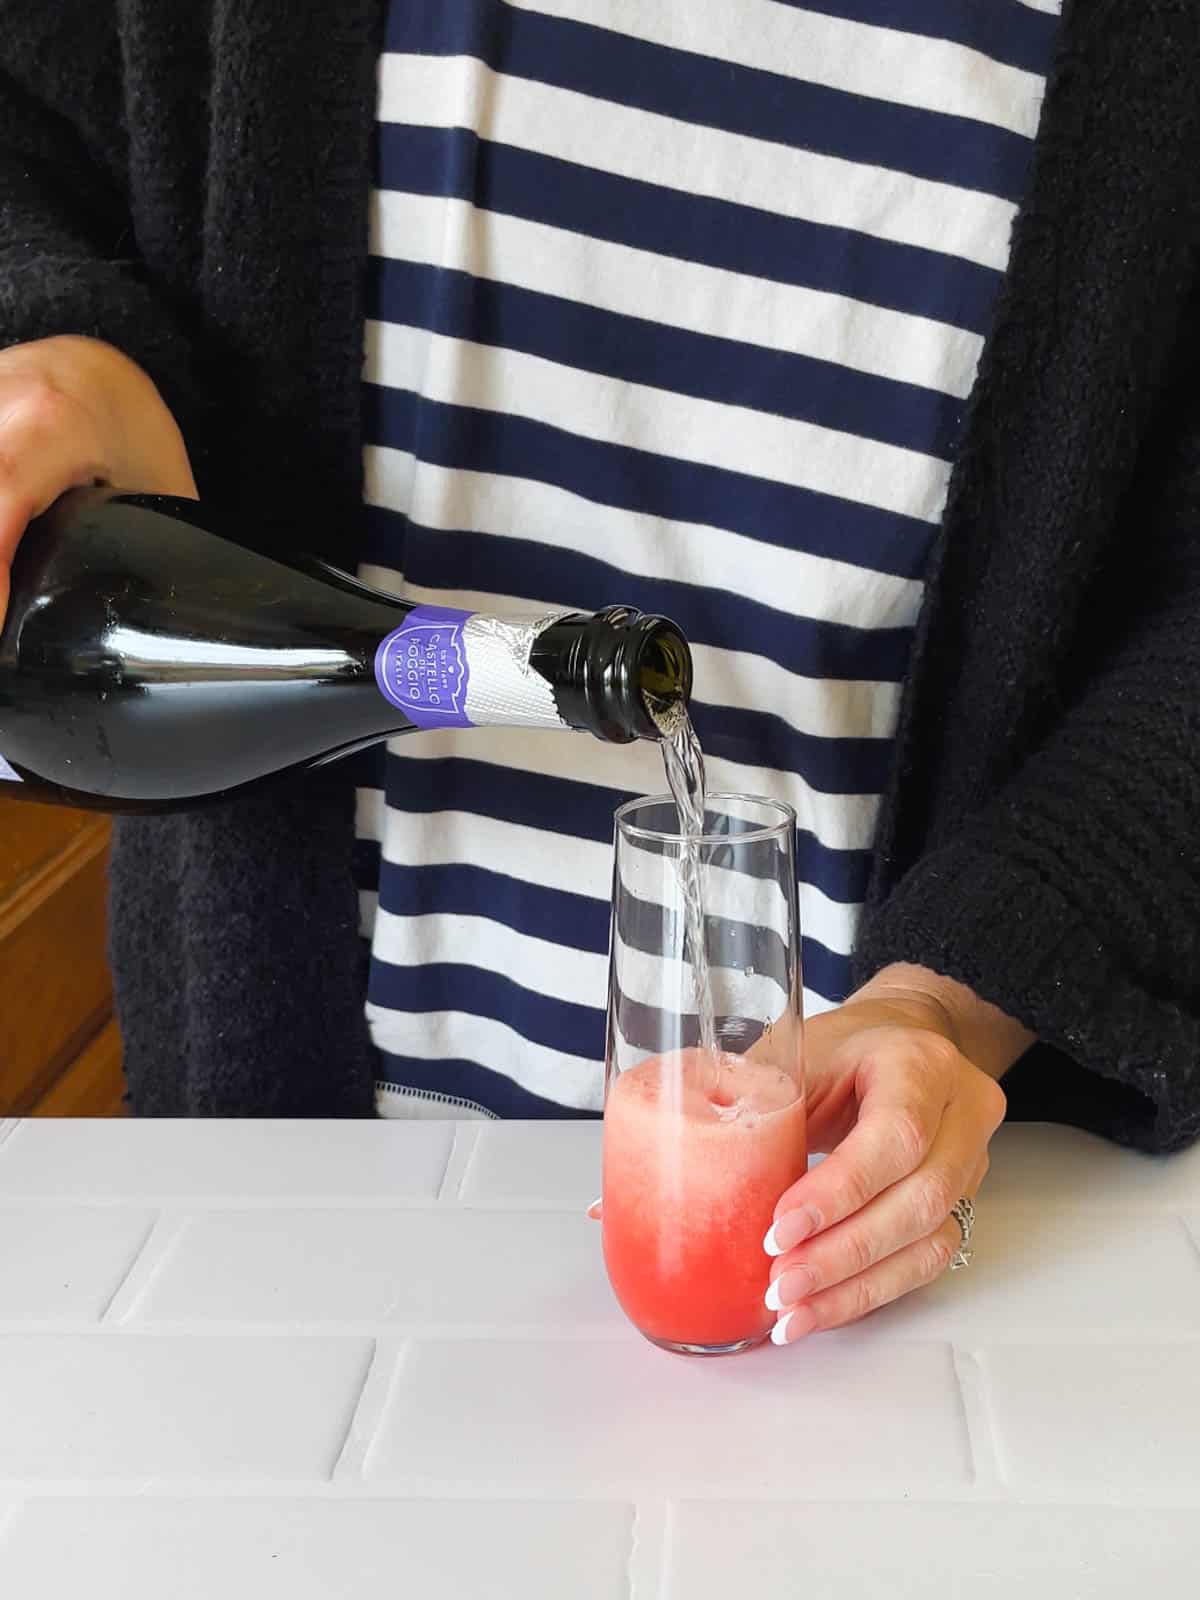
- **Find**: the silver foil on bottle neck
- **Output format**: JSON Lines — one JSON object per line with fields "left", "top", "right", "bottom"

{"left": 462, "top": 611, "right": 573, "bottom": 729}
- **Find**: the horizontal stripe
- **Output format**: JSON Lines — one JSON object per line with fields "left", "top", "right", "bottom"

{"left": 363, "top": 447, "right": 926, "bottom": 630}
{"left": 357, "top": 813, "right": 863, "bottom": 959}
{"left": 371, "top": 189, "right": 985, "bottom": 398}
{"left": 361, "top": 399, "right": 935, "bottom": 575}
{"left": 385, "top": 1, "right": 1037, "bottom": 196}
{"left": 377, "top": 862, "right": 611, "bottom": 953}
{"left": 359, "top": 523, "right": 919, "bottom": 692}
{"left": 801, "top": 937, "right": 853, "bottom": 1004}
{"left": 368, "top": 257, "right": 963, "bottom": 459}
{"left": 390, "top": 1, "right": 1049, "bottom": 139}
{"left": 368, "top": 785, "right": 614, "bottom": 876}
{"left": 376, "top": 864, "right": 793, "bottom": 981}
{"left": 355, "top": 806, "right": 870, "bottom": 956}
{"left": 363, "top": 735, "right": 880, "bottom": 876}
{"left": 376, "top": 1054, "right": 600, "bottom": 1119}
{"left": 377, "top": 724, "right": 882, "bottom": 856}
{"left": 375, "top": 819, "right": 796, "bottom": 947}
{"left": 677, "top": 703, "right": 893, "bottom": 794}
{"left": 374, "top": 126, "right": 1000, "bottom": 335}
{"left": 361, "top": 869, "right": 837, "bottom": 1026}
{"left": 377, "top": 908, "right": 794, "bottom": 1025}
{"left": 369, "top": 935, "right": 845, "bottom": 1070}
{"left": 363, "top": 326, "right": 951, "bottom": 525}
{"left": 771, "top": 0, "right": 1059, "bottom": 75}
{"left": 377, "top": 54, "right": 1018, "bottom": 271}
{"left": 361, "top": 966, "right": 604, "bottom": 1094}
{"left": 369, "top": 1011, "right": 604, "bottom": 1113}
{"left": 374, "top": 907, "right": 606, "bottom": 1006}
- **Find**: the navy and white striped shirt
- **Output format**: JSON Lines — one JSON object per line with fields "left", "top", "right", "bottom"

{"left": 357, "top": 0, "right": 1061, "bottom": 1119}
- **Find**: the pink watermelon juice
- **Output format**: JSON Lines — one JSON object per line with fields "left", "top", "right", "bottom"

{"left": 602, "top": 1048, "right": 806, "bottom": 1351}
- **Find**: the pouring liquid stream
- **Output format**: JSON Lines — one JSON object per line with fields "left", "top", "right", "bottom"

{"left": 657, "top": 704, "right": 719, "bottom": 1065}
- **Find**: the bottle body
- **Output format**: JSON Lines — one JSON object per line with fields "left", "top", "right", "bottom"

{"left": 0, "top": 491, "right": 691, "bottom": 813}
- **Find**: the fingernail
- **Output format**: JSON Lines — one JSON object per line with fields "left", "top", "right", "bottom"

{"left": 764, "top": 1266, "right": 816, "bottom": 1311}
{"left": 763, "top": 1205, "right": 821, "bottom": 1257}
{"left": 771, "top": 1306, "right": 816, "bottom": 1346}
{"left": 770, "top": 1312, "right": 794, "bottom": 1345}
{"left": 586, "top": 1198, "right": 602, "bottom": 1220}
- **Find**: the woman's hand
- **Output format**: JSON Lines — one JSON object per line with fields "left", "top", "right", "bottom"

{"left": 765, "top": 964, "right": 1030, "bottom": 1344}
{"left": 0, "top": 335, "right": 196, "bottom": 623}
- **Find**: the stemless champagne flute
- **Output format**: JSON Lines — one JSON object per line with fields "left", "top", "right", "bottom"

{"left": 601, "top": 794, "right": 806, "bottom": 1355}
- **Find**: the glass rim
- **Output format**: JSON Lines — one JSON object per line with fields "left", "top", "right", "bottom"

{"left": 614, "top": 791, "right": 796, "bottom": 848}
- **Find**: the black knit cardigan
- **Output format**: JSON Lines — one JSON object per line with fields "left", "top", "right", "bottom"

{"left": 2, "top": 0, "right": 1199, "bottom": 1151}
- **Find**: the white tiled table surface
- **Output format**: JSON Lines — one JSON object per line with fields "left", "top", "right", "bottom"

{"left": 0, "top": 1115, "right": 1198, "bottom": 1596}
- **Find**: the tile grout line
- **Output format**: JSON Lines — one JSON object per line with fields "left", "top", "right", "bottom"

{"left": 436, "top": 1123, "right": 483, "bottom": 1205}
{"left": 1176, "top": 1212, "right": 1200, "bottom": 1268}
{"left": 0, "top": 1497, "right": 24, "bottom": 1550}
{"left": 5, "top": 1480, "right": 1200, "bottom": 1507}
{"left": 951, "top": 1343, "right": 1003, "bottom": 1494}
{"left": 628, "top": 1500, "right": 669, "bottom": 1600}
{"left": 99, "top": 1210, "right": 190, "bottom": 1324}
{"left": 331, "top": 1336, "right": 407, "bottom": 1483}
{"left": 449, "top": 1121, "right": 487, "bottom": 1204}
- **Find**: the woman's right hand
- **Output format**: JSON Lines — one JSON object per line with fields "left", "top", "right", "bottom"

{"left": 0, "top": 335, "right": 197, "bottom": 625}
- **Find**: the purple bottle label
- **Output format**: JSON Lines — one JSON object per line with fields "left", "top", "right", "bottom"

{"left": 375, "top": 605, "right": 476, "bottom": 729}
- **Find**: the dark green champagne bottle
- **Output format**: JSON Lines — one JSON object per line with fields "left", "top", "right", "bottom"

{"left": 0, "top": 490, "right": 692, "bottom": 813}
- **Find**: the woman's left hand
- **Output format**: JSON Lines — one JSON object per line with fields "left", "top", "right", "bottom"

{"left": 765, "top": 964, "right": 1028, "bottom": 1345}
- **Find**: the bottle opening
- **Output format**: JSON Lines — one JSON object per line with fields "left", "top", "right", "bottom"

{"left": 640, "top": 624, "right": 693, "bottom": 738}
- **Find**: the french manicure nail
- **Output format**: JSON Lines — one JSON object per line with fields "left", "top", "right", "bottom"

{"left": 765, "top": 1266, "right": 815, "bottom": 1311}
{"left": 763, "top": 1205, "right": 821, "bottom": 1257}
{"left": 772, "top": 1305, "right": 817, "bottom": 1345}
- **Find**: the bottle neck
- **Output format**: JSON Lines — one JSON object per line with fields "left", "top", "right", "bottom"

{"left": 373, "top": 603, "right": 692, "bottom": 742}
{"left": 531, "top": 606, "right": 692, "bottom": 743}
{"left": 374, "top": 604, "right": 566, "bottom": 732}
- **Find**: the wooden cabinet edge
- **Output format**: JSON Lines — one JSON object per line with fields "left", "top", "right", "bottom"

{"left": 32, "top": 1018, "right": 126, "bottom": 1116}
{"left": 0, "top": 818, "right": 111, "bottom": 942}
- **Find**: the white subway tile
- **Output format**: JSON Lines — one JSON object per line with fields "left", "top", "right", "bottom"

{"left": 981, "top": 1122, "right": 1200, "bottom": 1210}
{"left": 364, "top": 1334, "right": 972, "bottom": 1494}
{"left": 981, "top": 1342, "right": 1200, "bottom": 1496}
{"left": 0, "top": 1335, "right": 372, "bottom": 1483}
{"left": 125, "top": 1208, "right": 621, "bottom": 1332}
{"left": 0, "top": 1498, "right": 633, "bottom": 1600}
{"left": 665, "top": 1501, "right": 1200, "bottom": 1598}
{"left": 867, "top": 1211, "right": 1200, "bottom": 1342}
{"left": 0, "top": 1209, "right": 156, "bottom": 1322}
{"left": 460, "top": 1122, "right": 601, "bottom": 1209}
{"left": 0, "top": 1121, "right": 452, "bottom": 1204}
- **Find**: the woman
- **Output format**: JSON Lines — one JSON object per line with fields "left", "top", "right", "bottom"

{"left": 1, "top": 0, "right": 1196, "bottom": 1345}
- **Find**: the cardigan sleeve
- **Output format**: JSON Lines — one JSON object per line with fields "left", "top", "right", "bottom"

{"left": 0, "top": 5, "right": 207, "bottom": 461}
{"left": 854, "top": 381, "right": 1200, "bottom": 1155}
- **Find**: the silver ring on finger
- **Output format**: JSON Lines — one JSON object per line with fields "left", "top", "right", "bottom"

{"left": 949, "top": 1196, "right": 975, "bottom": 1270}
